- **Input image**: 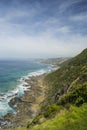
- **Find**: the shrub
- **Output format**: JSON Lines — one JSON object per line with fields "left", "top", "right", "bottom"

{"left": 44, "top": 104, "right": 62, "bottom": 118}
{"left": 75, "top": 97, "right": 84, "bottom": 107}
{"left": 58, "top": 83, "right": 87, "bottom": 106}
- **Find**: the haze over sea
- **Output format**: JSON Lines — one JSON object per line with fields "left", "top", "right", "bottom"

{"left": 0, "top": 60, "right": 52, "bottom": 118}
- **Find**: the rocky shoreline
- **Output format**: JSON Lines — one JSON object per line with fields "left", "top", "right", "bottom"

{"left": 0, "top": 74, "right": 46, "bottom": 129}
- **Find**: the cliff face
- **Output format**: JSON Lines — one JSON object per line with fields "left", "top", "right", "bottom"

{"left": 44, "top": 48, "right": 87, "bottom": 106}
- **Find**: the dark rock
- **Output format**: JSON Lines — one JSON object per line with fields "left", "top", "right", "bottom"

{"left": 0, "top": 118, "right": 4, "bottom": 126}
{"left": 0, "top": 94, "right": 5, "bottom": 96}
{"left": 3, "top": 113, "right": 12, "bottom": 121}
{"left": 8, "top": 97, "right": 22, "bottom": 108}
{"left": 55, "top": 92, "right": 60, "bottom": 101}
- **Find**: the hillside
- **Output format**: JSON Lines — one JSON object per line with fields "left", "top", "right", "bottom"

{"left": 24, "top": 48, "right": 87, "bottom": 130}
{"left": 17, "top": 103, "right": 87, "bottom": 130}
{"left": 2, "top": 48, "right": 87, "bottom": 130}
{"left": 44, "top": 48, "right": 87, "bottom": 106}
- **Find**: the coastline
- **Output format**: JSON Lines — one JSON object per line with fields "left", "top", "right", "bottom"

{"left": 1, "top": 73, "right": 47, "bottom": 129}
{"left": 0, "top": 60, "right": 53, "bottom": 121}
{"left": 0, "top": 62, "right": 58, "bottom": 129}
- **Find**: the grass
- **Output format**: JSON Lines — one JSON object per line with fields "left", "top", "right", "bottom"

{"left": 30, "top": 103, "right": 87, "bottom": 130}
{"left": 15, "top": 103, "right": 87, "bottom": 130}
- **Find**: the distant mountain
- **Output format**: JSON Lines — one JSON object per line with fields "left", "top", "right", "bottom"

{"left": 39, "top": 57, "right": 70, "bottom": 66}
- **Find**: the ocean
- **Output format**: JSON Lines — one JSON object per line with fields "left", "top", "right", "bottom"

{"left": 0, "top": 60, "right": 53, "bottom": 118}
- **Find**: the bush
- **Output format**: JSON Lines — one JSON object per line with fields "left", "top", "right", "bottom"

{"left": 44, "top": 104, "right": 62, "bottom": 118}
{"left": 27, "top": 115, "right": 43, "bottom": 128}
{"left": 64, "top": 103, "right": 71, "bottom": 110}
{"left": 75, "top": 97, "right": 84, "bottom": 107}
{"left": 32, "top": 115, "right": 43, "bottom": 124}
{"left": 58, "top": 83, "right": 87, "bottom": 106}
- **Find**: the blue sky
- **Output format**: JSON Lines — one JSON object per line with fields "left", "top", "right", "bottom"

{"left": 0, "top": 0, "right": 87, "bottom": 59}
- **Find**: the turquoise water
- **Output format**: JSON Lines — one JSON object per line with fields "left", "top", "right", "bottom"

{"left": 0, "top": 60, "right": 52, "bottom": 118}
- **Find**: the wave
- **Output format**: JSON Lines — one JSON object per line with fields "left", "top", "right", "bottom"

{"left": 0, "top": 66, "right": 55, "bottom": 118}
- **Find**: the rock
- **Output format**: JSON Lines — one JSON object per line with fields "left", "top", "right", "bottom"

{"left": 8, "top": 97, "right": 22, "bottom": 108}
{"left": 4, "top": 113, "right": 12, "bottom": 121}
{"left": 0, "top": 118, "right": 4, "bottom": 126}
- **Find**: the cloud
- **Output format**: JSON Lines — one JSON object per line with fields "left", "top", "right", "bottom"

{"left": 70, "top": 14, "right": 87, "bottom": 21}
{"left": 0, "top": 0, "right": 86, "bottom": 59}
{"left": 58, "top": 0, "right": 83, "bottom": 13}
{"left": 56, "top": 26, "right": 71, "bottom": 33}
{"left": 0, "top": 31, "right": 86, "bottom": 59}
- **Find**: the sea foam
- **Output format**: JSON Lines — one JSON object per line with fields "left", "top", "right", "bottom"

{"left": 0, "top": 66, "right": 54, "bottom": 118}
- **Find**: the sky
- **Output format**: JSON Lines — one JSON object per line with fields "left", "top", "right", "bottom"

{"left": 0, "top": 0, "right": 87, "bottom": 59}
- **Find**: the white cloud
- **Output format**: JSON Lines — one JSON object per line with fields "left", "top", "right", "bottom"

{"left": 56, "top": 26, "right": 71, "bottom": 33}
{"left": 0, "top": 0, "right": 86, "bottom": 59}
{"left": 70, "top": 14, "right": 87, "bottom": 21}
{"left": 0, "top": 32, "right": 86, "bottom": 59}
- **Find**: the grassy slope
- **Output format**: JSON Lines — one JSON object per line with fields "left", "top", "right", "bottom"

{"left": 31, "top": 104, "right": 87, "bottom": 130}
{"left": 17, "top": 103, "right": 87, "bottom": 130}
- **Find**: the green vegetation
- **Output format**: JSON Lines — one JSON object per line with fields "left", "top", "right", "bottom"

{"left": 16, "top": 103, "right": 87, "bottom": 130}
{"left": 58, "top": 83, "right": 87, "bottom": 106}
{"left": 43, "top": 104, "right": 62, "bottom": 118}
{"left": 29, "top": 103, "right": 87, "bottom": 130}
{"left": 68, "top": 48, "right": 87, "bottom": 66}
{"left": 25, "top": 48, "right": 87, "bottom": 130}
{"left": 44, "top": 48, "right": 87, "bottom": 107}
{"left": 7, "top": 48, "right": 87, "bottom": 130}
{"left": 26, "top": 104, "right": 62, "bottom": 129}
